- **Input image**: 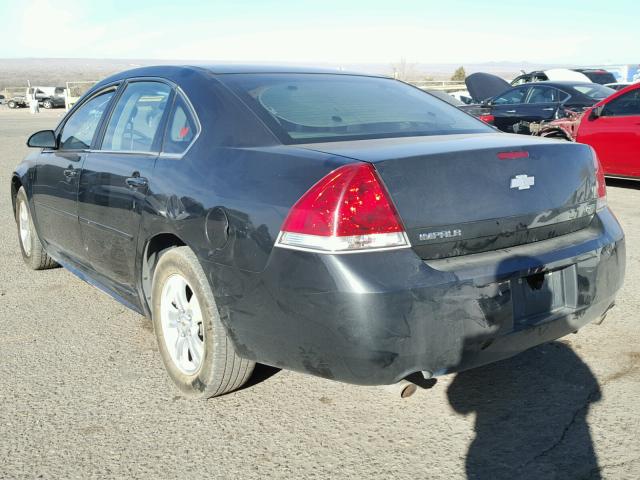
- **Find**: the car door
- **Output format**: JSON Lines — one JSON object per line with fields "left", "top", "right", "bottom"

{"left": 78, "top": 80, "right": 173, "bottom": 290}
{"left": 577, "top": 88, "right": 640, "bottom": 177}
{"left": 489, "top": 86, "right": 530, "bottom": 132}
{"left": 31, "top": 87, "right": 117, "bottom": 262}
{"left": 518, "top": 86, "right": 564, "bottom": 124}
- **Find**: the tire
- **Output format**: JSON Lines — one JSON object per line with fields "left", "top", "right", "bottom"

{"left": 42, "top": 99, "right": 53, "bottom": 109}
{"left": 15, "top": 187, "right": 58, "bottom": 270}
{"left": 151, "top": 246, "right": 255, "bottom": 398}
{"left": 7, "top": 101, "right": 16, "bottom": 109}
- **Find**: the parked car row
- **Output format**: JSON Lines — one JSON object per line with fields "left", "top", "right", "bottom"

{"left": 465, "top": 72, "right": 615, "bottom": 134}
{"left": 532, "top": 83, "right": 640, "bottom": 179}
{"left": 449, "top": 70, "right": 639, "bottom": 180}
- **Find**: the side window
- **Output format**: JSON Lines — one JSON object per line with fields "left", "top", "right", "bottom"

{"left": 493, "top": 88, "right": 528, "bottom": 105}
{"left": 511, "top": 75, "right": 527, "bottom": 86}
{"left": 526, "top": 86, "right": 557, "bottom": 104}
{"left": 59, "top": 90, "right": 115, "bottom": 150}
{"left": 603, "top": 90, "right": 640, "bottom": 116}
{"left": 102, "top": 81, "right": 172, "bottom": 152}
{"left": 162, "top": 95, "right": 198, "bottom": 154}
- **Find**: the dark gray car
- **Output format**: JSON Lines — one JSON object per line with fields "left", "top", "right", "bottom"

{"left": 11, "top": 65, "right": 625, "bottom": 398}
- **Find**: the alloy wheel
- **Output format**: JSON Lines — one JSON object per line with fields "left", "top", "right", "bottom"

{"left": 159, "top": 273, "right": 205, "bottom": 375}
{"left": 19, "top": 201, "right": 32, "bottom": 257}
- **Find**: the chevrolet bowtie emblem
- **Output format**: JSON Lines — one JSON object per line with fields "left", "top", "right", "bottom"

{"left": 510, "top": 174, "right": 535, "bottom": 190}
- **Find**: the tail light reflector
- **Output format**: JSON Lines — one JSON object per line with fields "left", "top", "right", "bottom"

{"left": 276, "top": 163, "right": 409, "bottom": 253}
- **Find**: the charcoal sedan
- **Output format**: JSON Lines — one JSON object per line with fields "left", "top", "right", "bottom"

{"left": 11, "top": 66, "right": 625, "bottom": 398}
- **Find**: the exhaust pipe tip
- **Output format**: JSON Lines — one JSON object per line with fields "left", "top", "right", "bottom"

{"left": 383, "top": 380, "right": 418, "bottom": 398}
{"left": 382, "top": 372, "right": 438, "bottom": 399}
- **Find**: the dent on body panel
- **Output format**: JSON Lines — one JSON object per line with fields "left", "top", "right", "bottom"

{"left": 255, "top": 250, "right": 473, "bottom": 376}
{"left": 151, "top": 142, "right": 351, "bottom": 273}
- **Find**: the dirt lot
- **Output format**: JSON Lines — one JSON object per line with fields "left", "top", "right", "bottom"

{"left": 0, "top": 107, "right": 639, "bottom": 479}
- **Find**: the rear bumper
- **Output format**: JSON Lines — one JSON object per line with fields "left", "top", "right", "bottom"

{"left": 206, "top": 208, "right": 625, "bottom": 386}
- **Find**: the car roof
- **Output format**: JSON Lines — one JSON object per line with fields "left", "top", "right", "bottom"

{"left": 91, "top": 64, "right": 386, "bottom": 92}
{"left": 514, "top": 81, "right": 595, "bottom": 87}
{"left": 109, "top": 64, "right": 381, "bottom": 77}
{"left": 196, "top": 64, "right": 380, "bottom": 76}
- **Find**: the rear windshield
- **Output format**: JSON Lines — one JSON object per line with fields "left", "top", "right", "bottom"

{"left": 573, "top": 84, "right": 615, "bottom": 100}
{"left": 580, "top": 71, "right": 617, "bottom": 85}
{"left": 220, "top": 74, "right": 491, "bottom": 143}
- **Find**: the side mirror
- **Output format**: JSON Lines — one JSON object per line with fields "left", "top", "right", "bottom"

{"left": 27, "top": 130, "right": 57, "bottom": 149}
{"left": 590, "top": 105, "right": 604, "bottom": 120}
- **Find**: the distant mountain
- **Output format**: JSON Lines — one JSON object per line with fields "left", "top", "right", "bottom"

{"left": 0, "top": 57, "right": 569, "bottom": 90}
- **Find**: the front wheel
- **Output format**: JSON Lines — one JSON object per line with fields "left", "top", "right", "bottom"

{"left": 42, "top": 99, "right": 53, "bottom": 109}
{"left": 151, "top": 247, "right": 255, "bottom": 398}
{"left": 15, "top": 187, "right": 58, "bottom": 270}
{"left": 7, "top": 100, "right": 16, "bottom": 108}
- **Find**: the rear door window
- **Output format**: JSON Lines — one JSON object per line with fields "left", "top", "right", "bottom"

{"left": 59, "top": 89, "right": 115, "bottom": 150}
{"left": 162, "top": 94, "right": 198, "bottom": 154}
{"left": 101, "top": 81, "right": 172, "bottom": 152}
{"left": 526, "top": 86, "right": 558, "bottom": 104}
{"left": 493, "top": 87, "right": 528, "bottom": 105}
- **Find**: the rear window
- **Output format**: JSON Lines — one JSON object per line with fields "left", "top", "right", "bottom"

{"left": 579, "top": 71, "right": 617, "bottom": 85}
{"left": 573, "top": 84, "right": 615, "bottom": 100}
{"left": 220, "top": 74, "right": 491, "bottom": 143}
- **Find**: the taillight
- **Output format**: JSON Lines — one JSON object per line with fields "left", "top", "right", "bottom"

{"left": 478, "top": 114, "right": 495, "bottom": 124}
{"left": 592, "top": 148, "right": 607, "bottom": 211}
{"left": 276, "top": 163, "right": 410, "bottom": 252}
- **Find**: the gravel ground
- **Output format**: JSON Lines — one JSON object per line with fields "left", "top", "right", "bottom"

{"left": 1, "top": 108, "right": 639, "bottom": 480}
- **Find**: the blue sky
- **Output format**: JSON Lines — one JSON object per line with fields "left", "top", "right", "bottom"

{"left": 2, "top": 0, "right": 638, "bottom": 64}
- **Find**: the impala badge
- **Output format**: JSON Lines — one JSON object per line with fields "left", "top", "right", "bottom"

{"left": 510, "top": 174, "right": 535, "bottom": 190}
{"left": 419, "top": 229, "right": 463, "bottom": 242}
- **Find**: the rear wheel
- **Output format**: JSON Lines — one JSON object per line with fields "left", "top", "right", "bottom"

{"left": 15, "top": 187, "right": 58, "bottom": 270}
{"left": 7, "top": 100, "right": 16, "bottom": 109}
{"left": 151, "top": 247, "right": 255, "bottom": 398}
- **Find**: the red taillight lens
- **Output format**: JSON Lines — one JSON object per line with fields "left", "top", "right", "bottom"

{"left": 478, "top": 114, "right": 495, "bottom": 124}
{"left": 592, "top": 148, "right": 607, "bottom": 210}
{"left": 277, "top": 163, "right": 409, "bottom": 252}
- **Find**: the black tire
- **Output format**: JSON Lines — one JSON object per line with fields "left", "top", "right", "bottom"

{"left": 151, "top": 246, "right": 255, "bottom": 398}
{"left": 42, "top": 99, "right": 53, "bottom": 109}
{"left": 15, "top": 187, "right": 58, "bottom": 270}
{"left": 7, "top": 100, "right": 16, "bottom": 109}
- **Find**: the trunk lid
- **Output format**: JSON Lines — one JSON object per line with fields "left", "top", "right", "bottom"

{"left": 300, "top": 133, "right": 598, "bottom": 260}
{"left": 465, "top": 72, "right": 511, "bottom": 103}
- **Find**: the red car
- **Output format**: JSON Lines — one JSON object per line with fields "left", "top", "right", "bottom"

{"left": 537, "top": 83, "right": 640, "bottom": 178}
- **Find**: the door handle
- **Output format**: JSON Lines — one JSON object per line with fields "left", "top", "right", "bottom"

{"left": 506, "top": 110, "right": 516, "bottom": 113}
{"left": 63, "top": 168, "right": 78, "bottom": 178}
{"left": 126, "top": 176, "right": 148, "bottom": 188}
{"left": 543, "top": 108, "right": 555, "bottom": 111}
